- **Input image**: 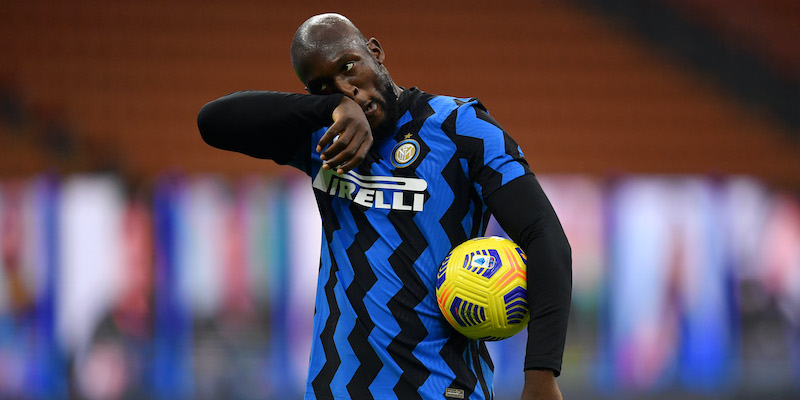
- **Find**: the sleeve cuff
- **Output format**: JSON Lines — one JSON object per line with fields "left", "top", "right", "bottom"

{"left": 524, "top": 360, "right": 562, "bottom": 377}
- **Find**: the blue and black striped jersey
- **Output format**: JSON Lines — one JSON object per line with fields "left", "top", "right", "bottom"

{"left": 293, "top": 88, "right": 532, "bottom": 400}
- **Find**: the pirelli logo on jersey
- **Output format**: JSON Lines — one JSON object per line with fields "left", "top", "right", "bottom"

{"left": 313, "top": 169, "right": 427, "bottom": 212}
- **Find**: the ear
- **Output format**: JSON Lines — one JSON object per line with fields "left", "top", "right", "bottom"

{"left": 366, "top": 37, "right": 385, "bottom": 64}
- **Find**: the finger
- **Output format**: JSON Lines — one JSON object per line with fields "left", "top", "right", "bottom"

{"left": 330, "top": 133, "right": 371, "bottom": 174}
{"left": 320, "top": 124, "right": 356, "bottom": 160}
{"left": 322, "top": 143, "right": 358, "bottom": 173}
{"left": 316, "top": 127, "right": 342, "bottom": 155}
{"left": 321, "top": 135, "right": 352, "bottom": 162}
{"left": 334, "top": 138, "right": 372, "bottom": 174}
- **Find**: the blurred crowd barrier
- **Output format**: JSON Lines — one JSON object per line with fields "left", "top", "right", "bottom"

{"left": 0, "top": 172, "right": 798, "bottom": 399}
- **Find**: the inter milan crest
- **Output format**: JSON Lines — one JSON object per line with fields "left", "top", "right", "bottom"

{"left": 392, "top": 134, "right": 420, "bottom": 168}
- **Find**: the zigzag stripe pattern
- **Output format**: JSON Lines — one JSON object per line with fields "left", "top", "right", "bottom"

{"left": 310, "top": 246, "right": 342, "bottom": 398}
{"left": 385, "top": 96, "right": 436, "bottom": 399}
{"left": 345, "top": 210, "right": 383, "bottom": 398}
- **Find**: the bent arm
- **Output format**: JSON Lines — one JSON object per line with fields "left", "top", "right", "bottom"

{"left": 485, "top": 174, "right": 572, "bottom": 377}
{"left": 197, "top": 90, "right": 344, "bottom": 163}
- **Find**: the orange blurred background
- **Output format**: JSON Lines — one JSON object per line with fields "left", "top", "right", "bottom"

{"left": 2, "top": 0, "right": 799, "bottom": 185}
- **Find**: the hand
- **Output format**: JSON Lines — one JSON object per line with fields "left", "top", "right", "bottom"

{"left": 316, "top": 96, "right": 374, "bottom": 174}
{"left": 520, "top": 370, "right": 562, "bottom": 400}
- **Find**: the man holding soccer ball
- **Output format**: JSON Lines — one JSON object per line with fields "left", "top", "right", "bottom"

{"left": 198, "top": 13, "right": 571, "bottom": 400}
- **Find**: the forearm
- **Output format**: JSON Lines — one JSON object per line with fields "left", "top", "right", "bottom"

{"left": 520, "top": 215, "right": 571, "bottom": 375}
{"left": 485, "top": 174, "right": 572, "bottom": 376}
{"left": 197, "top": 90, "right": 344, "bottom": 162}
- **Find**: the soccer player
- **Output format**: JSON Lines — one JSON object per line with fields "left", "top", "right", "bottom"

{"left": 197, "top": 13, "right": 571, "bottom": 400}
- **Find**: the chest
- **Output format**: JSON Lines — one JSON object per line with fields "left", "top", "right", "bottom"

{"left": 311, "top": 134, "right": 472, "bottom": 215}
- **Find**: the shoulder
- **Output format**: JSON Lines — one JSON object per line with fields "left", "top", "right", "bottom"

{"left": 403, "top": 89, "right": 505, "bottom": 143}
{"left": 450, "top": 98, "right": 504, "bottom": 139}
{"left": 435, "top": 95, "right": 495, "bottom": 130}
{"left": 403, "top": 88, "right": 482, "bottom": 116}
{"left": 430, "top": 93, "right": 485, "bottom": 116}
{"left": 411, "top": 89, "right": 492, "bottom": 130}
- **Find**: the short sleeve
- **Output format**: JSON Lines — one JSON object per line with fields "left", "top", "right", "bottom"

{"left": 454, "top": 100, "right": 532, "bottom": 200}
{"left": 278, "top": 130, "right": 315, "bottom": 176}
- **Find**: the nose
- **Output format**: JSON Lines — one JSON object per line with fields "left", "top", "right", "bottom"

{"left": 334, "top": 76, "right": 358, "bottom": 98}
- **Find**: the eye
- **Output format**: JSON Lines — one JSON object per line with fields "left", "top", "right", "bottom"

{"left": 343, "top": 61, "right": 354, "bottom": 73}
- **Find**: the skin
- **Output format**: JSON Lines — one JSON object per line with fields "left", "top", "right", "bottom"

{"left": 290, "top": 13, "right": 563, "bottom": 400}
{"left": 291, "top": 13, "right": 402, "bottom": 174}
{"left": 523, "top": 370, "right": 563, "bottom": 400}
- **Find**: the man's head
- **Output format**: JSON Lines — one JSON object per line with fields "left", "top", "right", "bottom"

{"left": 291, "top": 13, "right": 400, "bottom": 139}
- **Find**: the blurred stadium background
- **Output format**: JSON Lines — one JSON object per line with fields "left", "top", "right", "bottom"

{"left": 1, "top": 0, "right": 799, "bottom": 399}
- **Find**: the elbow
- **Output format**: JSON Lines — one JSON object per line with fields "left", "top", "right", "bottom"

{"left": 551, "top": 228, "right": 572, "bottom": 276}
{"left": 197, "top": 99, "right": 225, "bottom": 148}
{"left": 521, "top": 224, "right": 572, "bottom": 277}
{"left": 561, "top": 236, "right": 573, "bottom": 276}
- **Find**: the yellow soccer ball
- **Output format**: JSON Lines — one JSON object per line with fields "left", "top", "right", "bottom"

{"left": 436, "top": 236, "right": 530, "bottom": 341}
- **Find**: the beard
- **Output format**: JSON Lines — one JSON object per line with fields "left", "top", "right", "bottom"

{"left": 371, "top": 68, "right": 400, "bottom": 141}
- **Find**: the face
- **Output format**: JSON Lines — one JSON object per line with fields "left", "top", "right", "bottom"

{"left": 296, "top": 39, "right": 399, "bottom": 139}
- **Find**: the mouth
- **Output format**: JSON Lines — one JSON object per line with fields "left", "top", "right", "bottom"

{"left": 362, "top": 101, "right": 378, "bottom": 117}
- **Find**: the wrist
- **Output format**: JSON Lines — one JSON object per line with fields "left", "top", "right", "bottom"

{"left": 332, "top": 96, "right": 358, "bottom": 120}
{"left": 522, "top": 369, "right": 561, "bottom": 400}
